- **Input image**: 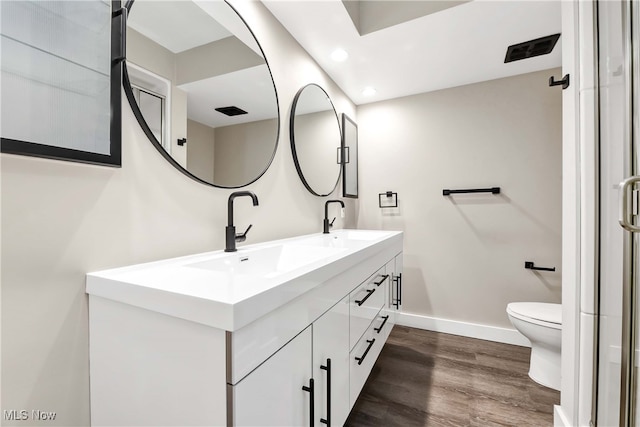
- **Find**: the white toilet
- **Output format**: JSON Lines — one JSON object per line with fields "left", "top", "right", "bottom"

{"left": 506, "top": 302, "right": 562, "bottom": 391}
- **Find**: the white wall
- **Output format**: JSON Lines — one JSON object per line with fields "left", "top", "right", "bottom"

{"left": 187, "top": 119, "right": 215, "bottom": 183}
{"left": 175, "top": 36, "right": 263, "bottom": 85}
{"left": 213, "top": 118, "right": 279, "bottom": 187}
{"left": 356, "top": 68, "right": 563, "bottom": 330}
{"left": 291, "top": 110, "right": 342, "bottom": 195}
{"left": 0, "top": 1, "right": 356, "bottom": 425}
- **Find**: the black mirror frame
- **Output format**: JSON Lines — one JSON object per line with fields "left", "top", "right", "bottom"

{"left": 122, "top": 0, "right": 280, "bottom": 188}
{"left": 1, "top": 0, "right": 123, "bottom": 167}
{"left": 289, "top": 83, "right": 342, "bottom": 197}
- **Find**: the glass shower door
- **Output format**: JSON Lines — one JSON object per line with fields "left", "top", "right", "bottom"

{"left": 599, "top": 0, "right": 640, "bottom": 424}
{"left": 625, "top": 1, "right": 640, "bottom": 424}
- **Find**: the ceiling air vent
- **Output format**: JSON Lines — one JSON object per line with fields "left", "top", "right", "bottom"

{"left": 504, "top": 33, "right": 561, "bottom": 63}
{"left": 215, "top": 106, "right": 248, "bottom": 116}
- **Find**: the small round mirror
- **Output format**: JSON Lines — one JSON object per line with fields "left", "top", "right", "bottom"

{"left": 124, "top": 0, "right": 279, "bottom": 188}
{"left": 290, "top": 84, "right": 341, "bottom": 196}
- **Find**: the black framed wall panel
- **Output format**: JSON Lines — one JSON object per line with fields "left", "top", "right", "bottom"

{"left": 0, "top": 0, "right": 123, "bottom": 167}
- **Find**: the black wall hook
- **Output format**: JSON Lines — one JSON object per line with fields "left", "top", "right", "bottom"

{"left": 549, "top": 74, "right": 570, "bottom": 89}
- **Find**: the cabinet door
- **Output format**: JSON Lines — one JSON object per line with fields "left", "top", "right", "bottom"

{"left": 349, "top": 268, "right": 386, "bottom": 349}
{"left": 349, "top": 315, "right": 387, "bottom": 407}
{"left": 233, "top": 327, "right": 312, "bottom": 426}
{"left": 313, "top": 296, "right": 350, "bottom": 427}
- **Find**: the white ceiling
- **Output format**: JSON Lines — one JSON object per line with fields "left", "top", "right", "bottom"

{"left": 126, "top": 0, "right": 561, "bottom": 128}
{"left": 263, "top": 0, "right": 562, "bottom": 105}
{"left": 179, "top": 64, "right": 278, "bottom": 127}
{"left": 127, "top": 0, "right": 277, "bottom": 128}
{"left": 127, "top": 0, "right": 231, "bottom": 53}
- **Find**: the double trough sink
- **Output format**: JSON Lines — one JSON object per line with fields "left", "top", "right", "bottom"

{"left": 86, "top": 229, "right": 402, "bottom": 331}
{"left": 188, "top": 229, "right": 386, "bottom": 278}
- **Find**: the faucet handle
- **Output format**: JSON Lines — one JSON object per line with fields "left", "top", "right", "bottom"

{"left": 330, "top": 217, "right": 336, "bottom": 227}
{"left": 236, "top": 224, "right": 253, "bottom": 242}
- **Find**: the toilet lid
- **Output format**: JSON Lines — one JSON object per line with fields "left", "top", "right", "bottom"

{"left": 507, "top": 302, "right": 561, "bottom": 325}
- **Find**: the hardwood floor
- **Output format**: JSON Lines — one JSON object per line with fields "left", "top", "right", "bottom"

{"left": 345, "top": 325, "right": 560, "bottom": 427}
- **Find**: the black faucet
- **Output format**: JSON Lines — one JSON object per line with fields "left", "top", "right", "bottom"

{"left": 323, "top": 200, "right": 345, "bottom": 234}
{"left": 225, "top": 191, "right": 259, "bottom": 252}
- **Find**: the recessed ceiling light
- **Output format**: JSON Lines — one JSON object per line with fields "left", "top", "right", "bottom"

{"left": 330, "top": 48, "right": 349, "bottom": 62}
{"left": 362, "top": 87, "right": 377, "bottom": 96}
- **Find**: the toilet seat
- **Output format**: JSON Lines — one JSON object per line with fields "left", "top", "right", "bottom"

{"left": 507, "top": 302, "right": 561, "bottom": 329}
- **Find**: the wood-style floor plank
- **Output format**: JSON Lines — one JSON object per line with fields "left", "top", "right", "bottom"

{"left": 346, "top": 325, "right": 560, "bottom": 427}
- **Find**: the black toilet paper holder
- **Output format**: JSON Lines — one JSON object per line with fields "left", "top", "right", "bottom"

{"left": 524, "top": 261, "right": 556, "bottom": 272}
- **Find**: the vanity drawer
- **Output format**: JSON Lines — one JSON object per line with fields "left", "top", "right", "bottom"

{"left": 349, "top": 268, "right": 387, "bottom": 349}
{"left": 349, "top": 309, "right": 392, "bottom": 407}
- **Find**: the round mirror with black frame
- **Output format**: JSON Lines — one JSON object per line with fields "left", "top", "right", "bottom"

{"left": 123, "top": 0, "right": 279, "bottom": 188}
{"left": 290, "top": 84, "right": 342, "bottom": 197}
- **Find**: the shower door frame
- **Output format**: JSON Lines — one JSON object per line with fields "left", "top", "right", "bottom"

{"left": 618, "top": 0, "right": 640, "bottom": 424}
{"left": 594, "top": 0, "right": 640, "bottom": 424}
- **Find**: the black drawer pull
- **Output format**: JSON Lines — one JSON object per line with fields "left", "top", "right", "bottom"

{"left": 355, "top": 288, "right": 375, "bottom": 306}
{"left": 373, "top": 274, "right": 389, "bottom": 286}
{"left": 355, "top": 339, "right": 376, "bottom": 365}
{"left": 374, "top": 315, "right": 389, "bottom": 333}
{"left": 392, "top": 275, "right": 399, "bottom": 308}
{"left": 302, "top": 378, "right": 314, "bottom": 426}
{"left": 392, "top": 274, "right": 402, "bottom": 308}
{"left": 320, "top": 358, "right": 331, "bottom": 426}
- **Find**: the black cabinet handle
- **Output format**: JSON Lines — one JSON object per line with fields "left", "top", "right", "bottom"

{"left": 392, "top": 275, "right": 400, "bottom": 308}
{"left": 320, "top": 359, "right": 331, "bottom": 426}
{"left": 374, "top": 315, "right": 389, "bottom": 333}
{"left": 302, "top": 378, "right": 314, "bottom": 427}
{"left": 398, "top": 273, "right": 402, "bottom": 306}
{"left": 373, "top": 274, "right": 389, "bottom": 286}
{"left": 355, "top": 288, "right": 375, "bottom": 306}
{"left": 355, "top": 339, "right": 376, "bottom": 365}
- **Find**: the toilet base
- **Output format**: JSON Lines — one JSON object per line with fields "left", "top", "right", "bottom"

{"left": 528, "top": 344, "right": 561, "bottom": 391}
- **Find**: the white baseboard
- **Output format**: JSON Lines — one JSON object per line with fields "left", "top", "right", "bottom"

{"left": 396, "top": 311, "right": 530, "bottom": 347}
{"left": 554, "top": 405, "right": 571, "bottom": 427}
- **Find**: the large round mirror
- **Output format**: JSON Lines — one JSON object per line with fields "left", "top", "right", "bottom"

{"left": 290, "top": 84, "right": 341, "bottom": 196}
{"left": 124, "top": 0, "right": 279, "bottom": 188}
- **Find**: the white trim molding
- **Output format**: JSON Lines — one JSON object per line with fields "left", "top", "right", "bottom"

{"left": 554, "top": 405, "right": 572, "bottom": 427}
{"left": 396, "top": 311, "right": 530, "bottom": 347}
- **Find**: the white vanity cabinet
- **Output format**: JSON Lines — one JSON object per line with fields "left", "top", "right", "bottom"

{"left": 232, "top": 297, "right": 350, "bottom": 427}
{"left": 232, "top": 327, "right": 312, "bottom": 426}
{"left": 86, "top": 229, "right": 403, "bottom": 427}
{"left": 349, "top": 268, "right": 387, "bottom": 349}
{"left": 312, "top": 296, "right": 350, "bottom": 426}
{"left": 350, "top": 308, "right": 393, "bottom": 407}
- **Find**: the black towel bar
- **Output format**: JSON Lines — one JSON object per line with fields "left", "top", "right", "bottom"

{"left": 442, "top": 187, "right": 500, "bottom": 196}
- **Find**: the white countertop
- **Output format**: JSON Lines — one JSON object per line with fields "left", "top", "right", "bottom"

{"left": 86, "top": 229, "right": 403, "bottom": 331}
